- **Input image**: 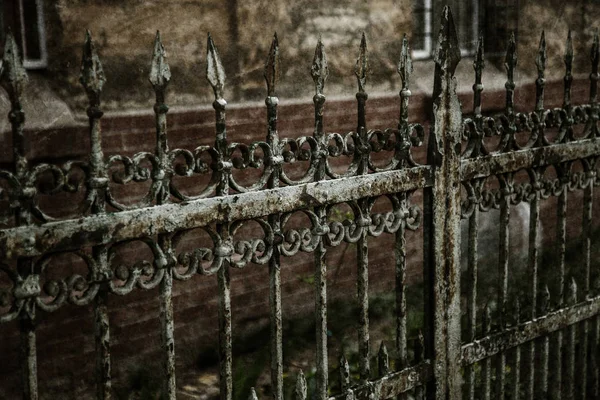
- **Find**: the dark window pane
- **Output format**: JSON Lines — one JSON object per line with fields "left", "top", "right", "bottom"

{"left": 23, "top": 0, "right": 41, "bottom": 60}
{"left": 412, "top": 8, "right": 426, "bottom": 51}
{"left": 1, "top": 0, "right": 47, "bottom": 68}
{"left": 480, "top": 0, "right": 519, "bottom": 55}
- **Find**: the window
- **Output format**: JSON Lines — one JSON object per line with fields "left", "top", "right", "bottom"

{"left": 1, "top": 0, "right": 48, "bottom": 69}
{"left": 412, "top": 0, "right": 519, "bottom": 59}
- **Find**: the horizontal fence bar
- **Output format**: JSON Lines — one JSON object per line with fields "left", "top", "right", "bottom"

{"left": 0, "top": 165, "right": 433, "bottom": 259}
{"left": 328, "top": 361, "right": 432, "bottom": 400}
{"left": 460, "top": 137, "right": 600, "bottom": 181}
{"left": 461, "top": 295, "right": 600, "bottom": 366}
{"left": 4, "top": 134, "right": 599, "bottom": 260}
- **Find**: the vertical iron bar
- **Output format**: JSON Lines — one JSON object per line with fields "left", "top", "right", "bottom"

{"left": 413, "top": 332, "right": 425, "bottom": 400}
{"left": 80, "top": 31, "right": 113, "bottom": 400}
{"left": 496, "top": 178, "right": 509, "bottom": 400}
{"left": 580, "top": 182, "right": 592, "bottom": 400}
{"left": 149, "top": 31, "right": 176, "bottom": 399}
{"left": 566, "top": 279, "right": 578, "bottom": 400}
{"left": 465, "top": 210, "right": 478, "bottom": 400}
{"left": 206, "top": 34, "right": 232, "bottom": 400}
{"left": 424, "top": 7, "right": 462, "bottom": 400}
{"left": 539, "top": 286, "right": 550, "bottom": 399}
{"left": 553, "top": 170, "right": 567, "bottom": 400}
{"left": 511, "top": 300, "right": 521, "bottom": 400}
{"left": 1, "top": 32, "right": 36, "bottom": 400}
{"left": 264, "top": 33, "right": 284, "bottom": 400}
{"left": 496, "top": 33, "right": 518, "bottom": 400}
{"left": 577, "top": 33, "right": 597, "bottom": 400}
{"left": 482, "top": 306, "right": 492, "bottom": 400}
{"left": 396, "top": 34, "right": 412, "bottom": 388}
{"left": 526, "top": 190, "right": 539, "bottom": 400}
{"left": 355, "top": 32, "right": 370, "bottom": 382}
{"left": 589, "top": 30, "right": 600, "bottom": 399}
{"left": 311, "top": 37, "right": 329, "bottom": 400}
{"left": 466, "top": 35, "right": 483, "bottom": 400}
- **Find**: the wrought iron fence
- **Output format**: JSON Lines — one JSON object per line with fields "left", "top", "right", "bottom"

{"left": 0, "top": 5, "right": 599, "bottom": 400}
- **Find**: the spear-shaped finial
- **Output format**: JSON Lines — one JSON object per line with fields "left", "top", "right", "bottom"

{"left": 483, "top": 303, "right": 492, "bottom": 334}
{"left": 541, "top": 284, "right": 551, "bottom": 313}
{"left": 590, "top": 29, "right": 599, "bottom": 105}
{"left": 433, "top": 6, "right": 461, "bottom": 75}
{"left": 206, "top": 33, "right": 226, "bottom": 100}
{"left": 592, "top": 29, "right": 599, "bottom": 72}
{"left": 265, "top": 33, "right": 280, "bottom": 97}
{"left": 398, "top": 34, "right": 413, "bottom": 89}
{"left": 569, "top": 277, "right": 578, "bottom": 305}
{"left": 505, "top": 32, "right": 518, "bottom": 78}
{"left": 513, "top": 298, "right": 521, "bottom": 326}
{"left": 149, "top": 31, "right": 171, "bottom": 96}
{"left": 311, "top": 36, "right": 328, "bottom": 95}
{"left": 474, "top": 35, "right": 485, "bottom": 75}
{"left": 565, "top": 30, "right": 574, "bottom": 75}
{"left": 378, "top": 341, "right": 389, "bottom": 376}
{"left": 79, "top": 30, "right": 106, "bottom": 106}
{"left": 414, "top": 330, "right": 425, "bottom": 362}
{"left": 535, "top": 31, "right": 547, "bottom": 113}
{"left": 0, "top": 31, "right": 28, "bottom": 105}
{"left": 248, "top": 387, "right": 258, "bottom": 400}
{"left": 339, "top": 353, "right": 350, "bottom": 391}
{"left": 473, "top": 35, "right": 484, "bottom": 116}
{"left": 295, "top": 370, "right": 307, "bottom": 400}
{"left": 355, "top": 32, "right": 368, "bottom": 93}
{"left": 536, "top": 31, "right": 547, "bottom": 78}
{"left": 505, "top": 32, "right": 517, "bottom": 115}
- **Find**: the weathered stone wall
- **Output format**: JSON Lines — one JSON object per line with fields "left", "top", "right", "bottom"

{"left": 42, "top": 0, "right": 412, "bottom": 112}
{"left": 38, "top": 0, "right": 600, "bottom": 112}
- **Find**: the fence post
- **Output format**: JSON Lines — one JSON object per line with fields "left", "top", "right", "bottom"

{"left": 1, "top": 32, "right": 39, "bottom": 400}
{"left": 79, "top": 30, "right": 112, "bottom": 400}
{"left": 423, "top": 6, "right": 462, "bottom": 400}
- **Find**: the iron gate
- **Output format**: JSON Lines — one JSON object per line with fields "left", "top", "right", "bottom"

{"left": 1, "top": 6, "right": 599, "bottom": 400}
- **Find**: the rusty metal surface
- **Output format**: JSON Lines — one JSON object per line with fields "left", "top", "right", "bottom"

{"left": 1, "top": 6, "right": 600, "bottom": 400}
{"left": 462, "top": 295, "right": 600, "bottom": 366}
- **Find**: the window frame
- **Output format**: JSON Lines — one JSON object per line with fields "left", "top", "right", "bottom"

{"left": 411, "top": 0, "right": 480, "bottom": 60}
{"left": 1, "top": 0, "right": 48, "bottom": 69}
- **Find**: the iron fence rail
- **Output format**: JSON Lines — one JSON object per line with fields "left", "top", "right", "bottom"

{"left": 0, "top": 5, "right": 599, "bottom": 400}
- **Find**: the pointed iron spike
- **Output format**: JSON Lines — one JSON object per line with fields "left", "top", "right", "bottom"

{"left": 311, "top": 35, "right": 328, "bottom": 93}
{"left": 354, "top": 32, "right": 368, "bottom": 93}
{"left": 536, "top": 31, "right": 547, "bottom": 76}
{"left": 339, "top": 353, "right": 350, "bottom": 391}
{"left": 504, "top": 32, "right": 518, "bottom": 71}
{"left": 569, "top": 277, "right": 578, "bottom": 304}
{"left": 513, "top": 298, "right": 521, "bottom": 324}
{"left": 483, "top": 303, "right": 492, "bottom": 333}
{"left": 294, "top": 370, "right": 307, "bottom": 400}
{"left": 248, "top": 387, "right": 258, "bottom": 400}
{"left": 433, "top": 6, "right": 461, "bottom": 75}
{"left": 397, "top": 34, "right": 413, "bottom": 88}
{"left": 264, "top": 32, "right": 280, "bottom": 97}
{"left": 79, "top": 29, "right": 106, "bottom": 104}
{"left": 414, "top": 330, "right": 425, "bottom": 362}
{"left": 592, "top": 29, "right": 599, "bottom": 66}
{"left": 541, "top": 284, "right": 551, "bottom": 313}
{"left": 473, "top": 35, "right": 484, "bottom": 72}
{"left": 149, "top": 30, "right": 171, "bottom": 91}
{"left": 378, "top": 341, "right": 389, "bottom": 376}
{"left": 206, "top": 33, "right": 226, "bottom": 99}
{"left": 565, "top": 29, "right": 574, "bottom": 69}
{"left": 0, "top": 31, "right": 28, "bottom": 103}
